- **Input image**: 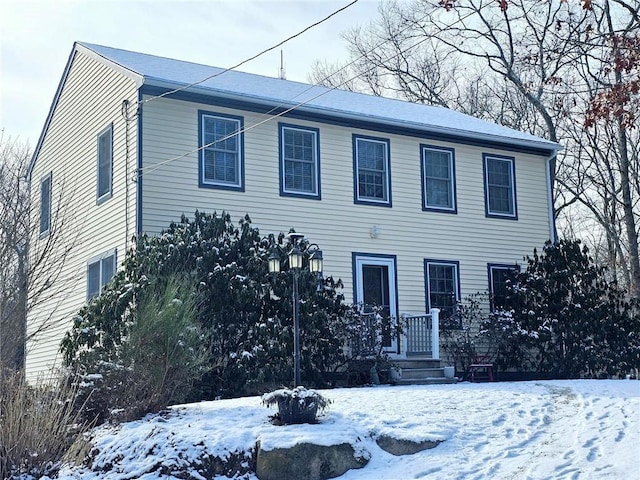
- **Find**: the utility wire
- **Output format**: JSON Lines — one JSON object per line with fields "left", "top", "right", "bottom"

{"left": 140, "top": 0, "right": 359, "bottom": 106}
{"left": 138, "top": 7, "right": 479, "bottom": 176}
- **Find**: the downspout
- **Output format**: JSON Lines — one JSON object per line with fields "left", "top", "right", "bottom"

{"left": 545, "top": 148, "right": 561, "bottom": 244}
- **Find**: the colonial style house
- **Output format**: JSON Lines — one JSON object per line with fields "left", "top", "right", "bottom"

{"left": 26, "top": 42, "right": 560, "bottom": 379}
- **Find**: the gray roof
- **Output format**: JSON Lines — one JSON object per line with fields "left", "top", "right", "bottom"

{"left": 79, "top": 42, "right": 560, "bottom": 154}
{"left": 30, "top": 41, "right": 561, "bottom": 177}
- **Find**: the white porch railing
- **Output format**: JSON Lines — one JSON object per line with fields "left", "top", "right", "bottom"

{"left": 403, "top": 308, "right": 440, "bottom": 359}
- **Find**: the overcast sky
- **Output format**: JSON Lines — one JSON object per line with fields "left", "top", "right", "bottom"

{"left": 0, "top": 0, "right": 380, "bottom": 147}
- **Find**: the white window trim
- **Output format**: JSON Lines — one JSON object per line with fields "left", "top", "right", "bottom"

{"left": 86, "top": 249, "right": 117, "bottom": 300}
{"left": 200, "top": 112, "right": 244, "bottom": 189}
{"left": 483, "top": 154, "right": 517, "bottom": 219}
{"left": 279, "top": 124, "right": 320, "bottom": 198}
{"left": 39, "top": 173, "right": 52, "bottom": 237}
{"left": 354, "top": 135, "right": 391, "bottom": 206}
{"left": 96, "top": 124, "right": 113, "bottom": 204}
{"left": 421, "top": 145, "right": 456, "bottom": 212}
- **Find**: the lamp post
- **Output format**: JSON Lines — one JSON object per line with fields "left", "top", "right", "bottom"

{"left": 268, "top": 233, "right": 323, "bottom": 387}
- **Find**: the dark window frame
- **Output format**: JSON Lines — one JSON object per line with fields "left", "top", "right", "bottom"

{"left": 483, "top": 153, "right": 518, "bottom": 220}
{"left": 198, "top": 110, "right": 245, "bottom": 191}
{"left": 353, "top": 134, "right": 392, "bottom": 207}
{"left": 278, "top": 123, "right": 321, "bottom": 200}
{"left": 487, "top": 263, "right": 519, "bottom": 312}
{"left": 424, "top": 259, "right": 461, "bottom": 324}
{"left": 421, "top": 144, "right": 457, "bottom": 213}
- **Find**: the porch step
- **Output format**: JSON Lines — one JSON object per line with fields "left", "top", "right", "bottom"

{"left": 391, "top": 359, "right": 458, "bottom": 385}
{"left": 395, "top": 376, "right": 458, "bottom": 385}
{"left": 394, "top": 358, "right": 442, "bottom": 369}
{"left": 400, "top": 367, "right": 446, "bottom": 380}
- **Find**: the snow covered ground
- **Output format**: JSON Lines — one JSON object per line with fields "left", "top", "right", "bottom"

{"left": 56, "top": 380, "right": 639, "bottom": 480}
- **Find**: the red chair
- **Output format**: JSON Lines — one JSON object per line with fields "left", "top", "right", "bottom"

{"left": 469, "top": 356, "right": 495, "bottom": 382}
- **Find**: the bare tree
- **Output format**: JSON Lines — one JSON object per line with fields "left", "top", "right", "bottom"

{"left": 0, "top": 134, "right": 78, "bottom": 372}
{"left": 309, "top": 0, "right": 640, "bottom": 296}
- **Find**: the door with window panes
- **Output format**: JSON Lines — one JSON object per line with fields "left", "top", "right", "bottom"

{"left": 354, "top": 254, "right": 398, "bottom": 352}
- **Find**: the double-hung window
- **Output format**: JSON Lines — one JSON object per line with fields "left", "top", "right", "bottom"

{"left": 97, "top": 124, "right": 113, "bottom": 203}
{"left": 483, "top": 154, "right": 517, "bottom": 219}
{"left": 353, "top": 135, "right": 391, "bottom": 206}
{"left": 488, "top": 263, "right": 519, "bottom": 311}
{"left": 279, "top": 123, "right": 320, "bottom": 199}
{"left": 87, "top": 250, "right": 116, "bottom": 300}
{"left": 421, "top": 145, "right": 456, "bottom": 212}
{"left": 199, "top": 111, "right": 244, "bottom": 190}
{"left": 39, "top": 173, "right": 52, "bottom": 236}
{"left": 424, "top": 259, "right": 460, "bottom": 322}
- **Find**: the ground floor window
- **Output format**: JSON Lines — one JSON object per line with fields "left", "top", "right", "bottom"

{"left": 87, "top": 250, "right": 116, "bottom": 300}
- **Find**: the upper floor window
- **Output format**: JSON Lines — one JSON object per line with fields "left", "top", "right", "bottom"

{"left": 353, "top": 135, "right": 391, "bottom": 206}
{"left": 422, "top": 145, "right": 456, "bottom": 213}
{"left": 39, "top": 173, "right": 52, "bottom": 236}
{"left": 488, "top": 263, "right": 519, "bottom": 311}
{"left": 279, "top": 123, "right": 320, "bottom": 199}
{"left": 483, "top": 154, "right": 517, "bottom": 219}
{"left": 424, "top": 259, "right": 460, "bottom": 322}
{"left": 87, "top": 250, "right": 116, "bottom": 300}
{"left": 97, "top": 124, "right": 113, "bottom": 203}
{"left": 199, "top": 111, "right": 244, "bottom": 190}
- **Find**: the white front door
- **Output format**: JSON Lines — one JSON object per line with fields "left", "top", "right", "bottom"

{"left": 354, "top": 254, "right": 398, "bottom": 353}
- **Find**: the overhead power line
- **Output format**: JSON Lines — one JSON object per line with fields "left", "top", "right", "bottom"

{"left": 138, "top": 7, "right": 479, "bottom": 176}
{"left": 140, "top": 0, "right": 359, "bottom": 106}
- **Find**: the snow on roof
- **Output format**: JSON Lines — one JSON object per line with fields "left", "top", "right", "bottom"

{"left": 78, "top": 42, "right": 560, "bottom": 154}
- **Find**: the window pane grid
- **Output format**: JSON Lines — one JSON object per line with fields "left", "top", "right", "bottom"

{"left": 203, "top": 116, "right": 241, "bottom": 186}
{"left": 423, "top": 148, "right": 454, "bottom": 210}
{"left": 282, "top": 127, "right": 317, "bottom": 195}
{"left": 427, "top": 262, "right": 457, "bottom": 320}
{"left": 486, "top": 157, "right": 515, "bottom": 216}
{"left": 356, "top": 138, "right": 388, "bottom": 202}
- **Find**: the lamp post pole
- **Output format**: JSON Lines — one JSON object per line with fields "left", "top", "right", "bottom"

{"left": 268, "top": 232, "right": 322, "bottom": 388}
{"left": 292, "top": 269, "right": 301, "bottom": 387}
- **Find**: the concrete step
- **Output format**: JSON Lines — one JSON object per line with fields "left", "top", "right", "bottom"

{"left": 395, "top": 377, "right": 458, "bottom": 385}
{"left": 400, "top": 368, "right": 446, "bottom": 380}
{"left": 393, "top": 359, "right": 442, "bottom": 369}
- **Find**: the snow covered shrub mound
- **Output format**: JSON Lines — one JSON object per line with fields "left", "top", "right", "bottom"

{"left": 262, "top": 386, "right": 331, "bottom": 424}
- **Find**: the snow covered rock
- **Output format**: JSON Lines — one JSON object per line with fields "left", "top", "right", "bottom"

{"left": 256, "top": 442, "right": 368, "bottom": 480}
{"left": 375, "top": 435, "right": 442, "bottom": 456}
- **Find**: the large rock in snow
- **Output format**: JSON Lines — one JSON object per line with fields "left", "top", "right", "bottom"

{"left": 256, "top": 442, "right": 368, "bottom": 480}
{"left": 375, "top": 434, "right": 442, "bottom": 456}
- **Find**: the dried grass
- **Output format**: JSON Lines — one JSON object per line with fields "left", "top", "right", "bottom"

{"left": 0, "top": 370, "right": 92, "bottom": 479}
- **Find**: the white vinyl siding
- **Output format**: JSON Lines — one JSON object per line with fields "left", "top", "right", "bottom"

{"left": 484, "top": 154, "right": 517, "bottom": 219}
{"left": 25, "top": 48, "right": 138, "bottom": 379}
{"left": 279, "top": 124, "right": 320, "bottom": 198}
{"left": 139, "top": 96, "right": 553, "bottom": 341}
{"left": 97, "top": 124, "right": 113, "bottom": 203}
{"left": 354, "top": 135, "right": 391, "bottom": 206}
{"left": 39, "top": 173, "right": 52, "bottom": 235}
{"left": 422, "top": 145, "right": 456, "bottom": 212}
{"left": 199, "top": 111, "right": 243, "bottom": 190}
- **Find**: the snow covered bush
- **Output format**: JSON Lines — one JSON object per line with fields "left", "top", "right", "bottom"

{"left": 62, "top": 212, "right": 357, "bottom": 403}
{"left": 262, "top": 386, "right": 331, "bottom": 424}
{"left": 484, "top": 240, "right": 640, "bottom": 378}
